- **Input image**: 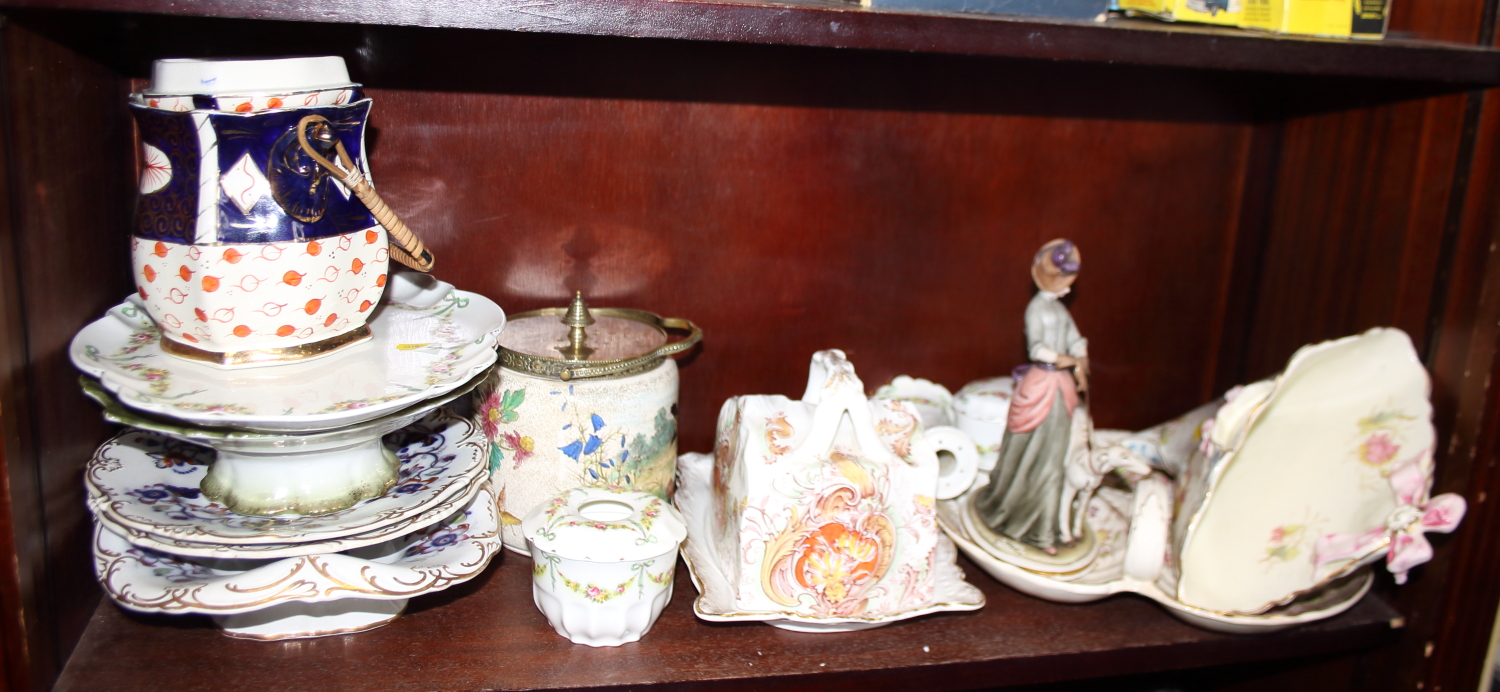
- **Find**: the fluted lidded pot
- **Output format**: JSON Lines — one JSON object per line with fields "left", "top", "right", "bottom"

{"left": 475, "top": 293, "right": 700, "bottom": 553}
{"left": 524, "top": 487, "right": 688, "bottom": 646}
{"left": 129, "top": 57, "right": 394, "bottom": 367}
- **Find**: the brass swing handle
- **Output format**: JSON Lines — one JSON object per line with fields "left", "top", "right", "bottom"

{"left": 559, "top": 317, "right": 703, "bottom": 381}
{"left": 295, "top": 115, "right": 435, "bottom": 273}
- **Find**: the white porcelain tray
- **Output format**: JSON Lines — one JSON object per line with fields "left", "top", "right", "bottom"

{"left": 676, "top": 452, "right": 984, "bottom": 632}
{"left": 86, "top": 410, "right": 487, "bottom": 545}
{"left": 70, "top": 273, "right": 504, "bottom": 432}
{"left": 938, "top": 477, "right": 1372, "bottom": 635}
{"left": 93, "top": 480, "right": 501, "bottom": 616}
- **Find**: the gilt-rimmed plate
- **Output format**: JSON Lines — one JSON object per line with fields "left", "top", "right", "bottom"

{"left": 86, "top": 409, "right": 487, "bottom": 545}
{"left": 89, "top": 470, "right": 489, "bottom": 559}
{"left": 675, "top": 452, "right": 984, "bottom": 632}
{"left": 93, "top": 480, "right": 501, "bottom": 616}
{"left": 70, "top": 272, "right": 504, "bottom": 432}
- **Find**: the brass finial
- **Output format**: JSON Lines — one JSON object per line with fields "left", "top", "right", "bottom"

{"left": 557, "top": 291, "right": 595, "bottom": 361}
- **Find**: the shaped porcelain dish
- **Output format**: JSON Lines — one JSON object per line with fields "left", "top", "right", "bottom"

{"left": 70, "top": 272, "right": 504, "bottom": 432}
{"left": 93, "top": 480, "right": 501, "bottom": 618}
{"left": 677, "top": 451, "right": 984, "bottom": 632}
{"left": 86, "top": 410, "right": 487, "bottom": 545}
{"left": 939, "top": 330, "right": 1452, "bottom": 633}
{"left": 936, "top": 476, "right": 1373, "bottom": 635}
{"left": 1175, "top": 328, "right": 1447, "bottom": 615}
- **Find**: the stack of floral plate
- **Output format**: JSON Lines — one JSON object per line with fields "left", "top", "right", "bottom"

{"left": 70, "top": 273, "right": 507, "bottom": 639}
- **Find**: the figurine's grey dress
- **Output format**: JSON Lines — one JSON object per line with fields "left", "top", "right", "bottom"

{"left": 973, "top": 290, "right": 1087, "bottom": 551}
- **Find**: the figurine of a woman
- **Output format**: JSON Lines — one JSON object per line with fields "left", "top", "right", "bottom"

{"left": 972, "top": 239, "right": 1088, "bottom": 554}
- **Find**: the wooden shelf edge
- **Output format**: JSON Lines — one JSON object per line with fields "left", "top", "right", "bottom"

{"left": 52, "top": 553, "right": 1406, "bottom": 692}
{"left": 0, "top": 0, "right": 1497, "bottom": 87}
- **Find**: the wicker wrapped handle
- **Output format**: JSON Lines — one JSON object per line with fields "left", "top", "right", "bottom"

{"left": 296, "top": 115, "right": 434, "bottom": 273}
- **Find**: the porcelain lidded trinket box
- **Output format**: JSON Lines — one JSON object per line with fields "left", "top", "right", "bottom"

{"left": 523, "top": 486, "right": 688, "bottom": 647}
{"left": 130, "top": 56, "right": 433, "bottom": 367}
{"left": 475, "top": 293, "right": 701, "bottom": 553}
{"left": 677, "top": 349, "right": 984, "bottom": 631}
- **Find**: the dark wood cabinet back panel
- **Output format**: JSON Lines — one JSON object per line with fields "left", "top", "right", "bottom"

{"left": 359, "top": 89, "right": 1251, "bottom": 446}
{"left": 1236, "top": 97, "right": 1471, "bottom": 383}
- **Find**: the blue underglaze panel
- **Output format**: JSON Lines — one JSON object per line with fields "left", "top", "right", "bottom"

{"left": 210, "top": 100, "right": 377, "bottom": 244}
{"left": 130, "top": 105, "right": 201, "bottom": 245}
{"left": 131, "top": 99, "right": 379, "bottom": 245}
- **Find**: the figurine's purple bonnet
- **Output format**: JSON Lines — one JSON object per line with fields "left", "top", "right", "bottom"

{"left": 1043, "top": 240, "right": 1080, "bottom": 275}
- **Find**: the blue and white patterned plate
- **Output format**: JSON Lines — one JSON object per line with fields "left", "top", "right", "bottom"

{"left": 93, "top": 480, "right": 502, "bottom": 616}
{"left": 90, "top": 471, "right": 488, "bottom": 559}
{"left": 86, "top": 409, "right": 487, "bottom": 545}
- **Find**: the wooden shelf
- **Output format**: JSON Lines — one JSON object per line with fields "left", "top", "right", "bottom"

{"left": 52, "top": 552, "right": 1403, "bottom": 692}
{"left": 0, "top": 0, "right": 1498, "bottom": 88}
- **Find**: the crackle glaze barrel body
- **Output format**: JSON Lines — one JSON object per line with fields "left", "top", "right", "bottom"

{"left": 477, "top": 352, "right": 681, "bottom": 554}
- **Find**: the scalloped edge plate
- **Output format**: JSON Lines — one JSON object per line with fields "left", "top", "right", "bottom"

{"left": 87, "top": 409, "right": 487, "bottom": 545}
{"left": 94, "top": 481, "right": 501, "bottom": 615}
{"left": 70, "top": 273, "right": 503, "bottom": 432}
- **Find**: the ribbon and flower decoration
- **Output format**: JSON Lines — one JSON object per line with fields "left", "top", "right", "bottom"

{"left": 1312, "top": 452, "right": 1466, "bottom": 584}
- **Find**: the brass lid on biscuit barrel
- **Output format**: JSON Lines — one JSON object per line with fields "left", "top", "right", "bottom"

{"left": 498, "top": 293, "right": 702, "bottom": 381}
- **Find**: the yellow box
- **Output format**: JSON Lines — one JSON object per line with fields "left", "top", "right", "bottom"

{"left": 1240, "top": 0, "right": 1388, "bottom": 38}
{"left": 1120, "top": 0, "right": 1242, "bottom": 26}
{"left": 1123, "top": 0, "right": 1388, "bottom": 39}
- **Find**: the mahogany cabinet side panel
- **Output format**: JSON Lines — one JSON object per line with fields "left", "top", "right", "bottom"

{"left": 0, "top": 22, "right": 33, "bottom": 692}
{"left": 0, "top": 19, "right": 135, "bottom": 690}
{"left": 1391, "top": 84, "right": 1500, "bottom": 692}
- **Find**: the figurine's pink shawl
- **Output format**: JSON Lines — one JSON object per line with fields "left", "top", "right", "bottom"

{"left": 1007, "top": 367, "right": 1077, "bottom": 434}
